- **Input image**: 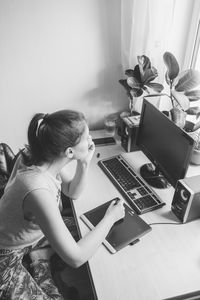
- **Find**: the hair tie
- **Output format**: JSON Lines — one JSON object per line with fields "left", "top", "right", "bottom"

{"left": 36, "top": 114, "right": 48, "bottom": 137}
{"left": 36, "top": 119, "right": 43, "bottom": 137}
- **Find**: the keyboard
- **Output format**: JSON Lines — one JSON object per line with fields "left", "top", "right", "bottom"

{"left": 98, "top": 155, "right": 165, "bottom": 214}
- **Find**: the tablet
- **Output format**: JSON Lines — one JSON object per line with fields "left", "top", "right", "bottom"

{"left": 80, "top": 198, "right": 152, "bottom": 254}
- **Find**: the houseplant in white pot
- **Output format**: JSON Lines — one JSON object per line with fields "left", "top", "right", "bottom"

{"left": 119, "top": 55, "right": 164, "bottom": 115}
{"left": 162, "top": 51, "right": 200, "bottom": 164}
{"left": 162, "top": 51, "right": 200, "bottom": 131}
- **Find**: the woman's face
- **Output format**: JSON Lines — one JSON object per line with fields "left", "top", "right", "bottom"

{"left": 72, "top": 122, "right": 92, "bottom": 160}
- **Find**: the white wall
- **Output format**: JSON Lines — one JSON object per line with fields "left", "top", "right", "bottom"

{"left": 0, "top": 0, "right": 126, "bottom": 152}
{"left": 0, "top": 0, "right": 196, "bottom": 152}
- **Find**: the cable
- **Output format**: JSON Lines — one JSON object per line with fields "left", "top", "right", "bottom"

{"left": 149, "top": 218, "right": 200, "bottom": 225}
{"left": 149, "top": 222, "right": 182, "bottom": 226}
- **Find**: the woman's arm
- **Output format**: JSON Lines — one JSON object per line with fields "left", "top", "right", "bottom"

{"left": 24, "top": 189, "right": 124, "bottom": 268}
{"left": 60, "top": 160, "right": 90, "bottom": 199}
{"left": 60, "top": 141, "right": 95, "bottom": 199}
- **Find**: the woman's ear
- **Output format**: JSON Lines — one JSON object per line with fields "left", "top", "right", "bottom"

{"left": 65, "top": 147, "right": 74, "bottom": 159}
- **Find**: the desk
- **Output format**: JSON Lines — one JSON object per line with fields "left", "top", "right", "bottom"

{"left": 71, "top": 131, "right": 200, "bottom": 300}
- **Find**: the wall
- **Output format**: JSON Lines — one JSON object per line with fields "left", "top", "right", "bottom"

{"left": 0, "top": 0, "right": 126, "bottom": 152}
{"left": 0, "top": 0, "right": 196, "bottom": 152}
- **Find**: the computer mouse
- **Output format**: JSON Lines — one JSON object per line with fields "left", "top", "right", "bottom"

{"left": 146, "top": 163, "right": 155, "bottom": 172}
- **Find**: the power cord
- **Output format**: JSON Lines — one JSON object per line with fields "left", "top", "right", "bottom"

{"left": 148, "top": 222, "right": 182, "bottom": 226}
{"left": 149, "top": 218, "right": 200, "bottom": 226}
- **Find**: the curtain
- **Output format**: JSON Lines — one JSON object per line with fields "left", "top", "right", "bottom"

{"left": 185, "top": 0, "right": 200, "bottom": 69}
{"left": 120, "top": 0, "right": 199, "bottom": 111}
{"left": 121, "top": 0, "right": 176, "bottom": 82}
{"left": 121, "top": 0, "right": 177, "bottom": 110}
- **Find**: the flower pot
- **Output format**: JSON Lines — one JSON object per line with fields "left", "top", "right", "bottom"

{"left": 190, "top": 148, "right": 200, "bottom": 165}
{"left": 170, "top": 108, "right": 187, "bottom": 129}
{"left": 188, "top": 131, "right": 200, "bottom": 165}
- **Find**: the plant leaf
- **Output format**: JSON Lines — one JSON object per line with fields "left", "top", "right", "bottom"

{"left": 142, "top": 86, "right": 150, "bottom": 94}
{"left": 137, "top": 55, "right": 151, "bottom": 71}
{"left": 171, "top": 90, "right": 190, "bottom": 111}
{"left": 184, "top": 89, "right": 200, "bottom": 101}
{"left": 119, "top": 79, "right": 132, "bottom": 92}
{"left": 130, "top": 88, "right": 143, "bottom": 98}
{"left": 127, "top": 77, "right": 141, "bottom": 89}
{"left": 165, "top": 71, "right": 178, "bottom": 87}
{"left": 163, "top": 52, "right": 179, "bottom": 80}
{"left": 143, "top": 68, "right": 158, "bottom": 83}
{"left": 175, "top": 69, "right": 200, "bottom": 92}
{"left": 145, "top": 82, "right": 164, "bottom": 93}
{"left": 165, "top": 72, "right": 170, "bottom": 85}
{"left": 125, "top": 69, "right": 135, "bottom": 77}
{"left": 127, "top": 91, "right": 132, "bottom": 99}
{"left": 171, "top": 76, "right": 179, "bottom": 87}
{"left": 133, "top": 65, "right": 142, "bottom": 82}
{"left": 137, "top": 55, "right": 151, "bottom": 78}
{"left": 186, "top": 106, "right": 200, "bottom": 115}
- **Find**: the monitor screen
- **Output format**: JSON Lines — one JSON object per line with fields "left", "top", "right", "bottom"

{"left": 137, "top": 99, "right": 194, "bottom": 189}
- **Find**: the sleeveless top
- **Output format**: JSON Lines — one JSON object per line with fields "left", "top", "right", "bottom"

{"left": 0, "top": 155, "right": 62, "bottom": 249}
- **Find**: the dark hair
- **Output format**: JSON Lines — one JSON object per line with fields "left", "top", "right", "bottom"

{"left": 23, "top": 110, "right": 86, "bottom": 165}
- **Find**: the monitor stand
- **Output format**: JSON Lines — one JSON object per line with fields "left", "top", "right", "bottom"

{"left": 140, "top": 163, "right": 171, "bottom": 189}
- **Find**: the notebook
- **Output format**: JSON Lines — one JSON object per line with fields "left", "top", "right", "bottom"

{"left": 80, "top": 197, "right": 152, "bottom": 254}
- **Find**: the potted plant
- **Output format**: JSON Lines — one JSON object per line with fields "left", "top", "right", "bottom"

{"left": 119, "top": 55, "right": 164, "bottom": 115}
{"left": 189, "top": 131, "right": 200, "bottom": 165}
{"left": 162, "top": 51, "right": 200, "bottom": 131}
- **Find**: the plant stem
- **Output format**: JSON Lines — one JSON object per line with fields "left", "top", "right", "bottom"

{"left": 169, "top": 86, "right": 174, "bottom": 107}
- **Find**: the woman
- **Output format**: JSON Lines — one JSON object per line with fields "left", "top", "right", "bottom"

{"left": 0, "top": 110, "right": 125, "bottom": 299}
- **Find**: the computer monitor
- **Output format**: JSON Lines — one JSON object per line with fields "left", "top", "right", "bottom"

{"left": 137, "top": 98, "right": 195, "bottom": 189}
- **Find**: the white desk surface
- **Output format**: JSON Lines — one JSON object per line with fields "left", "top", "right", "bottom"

{"left": 69, "top": 130, "right": 200, "bottom": 300}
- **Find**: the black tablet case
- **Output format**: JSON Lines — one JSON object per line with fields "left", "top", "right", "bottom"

{"left": 80, "top": 198, "right": 152, "bottom": 253}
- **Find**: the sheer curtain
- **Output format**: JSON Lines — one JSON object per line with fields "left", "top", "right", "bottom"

{"left": 187, "top": 0, "right": 200, "bottom": 69}
{"left": 121, "top": 0, "right": 176, "bottom": 78}
{"left": 120, "top": 0, "right": 197, "bottom": 111}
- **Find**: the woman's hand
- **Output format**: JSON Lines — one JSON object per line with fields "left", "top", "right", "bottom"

{"left": 105, "top": 199, "right": 125, "bottom": 223}
{"left": 79, "top": 138, "right": 95, "bottom": 165}
{"left": 87, "top": 139, "right": 95, "bottom": 163}
{"left": 62, "top": 136, "right": 95, "bottom": 199}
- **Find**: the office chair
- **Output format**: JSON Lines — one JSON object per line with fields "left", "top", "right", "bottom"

{"left": 0, "top": 143, "right": 15, "bottom": 198}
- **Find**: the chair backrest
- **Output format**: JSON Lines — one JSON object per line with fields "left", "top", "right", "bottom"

{"left": 0, "top": 143, "right": 15, "bottom": 198}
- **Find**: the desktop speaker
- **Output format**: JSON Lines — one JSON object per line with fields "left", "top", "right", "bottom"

{"left": 120, "top": 115, "right": 140, "bottom": 152}
{"left": 171, "top": 175, "right": 200, "bottom": 223}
